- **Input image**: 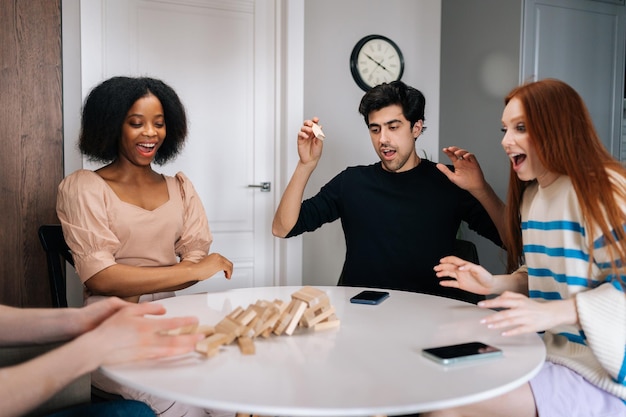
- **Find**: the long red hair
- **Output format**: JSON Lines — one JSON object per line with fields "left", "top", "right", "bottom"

{"left": 503, "top": 79, "right": 626, "bottom": 285}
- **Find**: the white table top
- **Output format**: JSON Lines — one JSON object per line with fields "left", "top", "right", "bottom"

{"left": 101, "top": 286, "right": 545, "bottom": 416}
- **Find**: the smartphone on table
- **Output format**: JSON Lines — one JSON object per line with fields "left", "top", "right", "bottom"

{"left": 421, "top": 341, "right": 502, "bottom": 365}
{"left": 349, "top": 290, "right": 390, "bottom": 305}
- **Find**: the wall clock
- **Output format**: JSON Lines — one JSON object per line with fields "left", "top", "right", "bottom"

{"left": 350, "top": 34, "right": 405, "bottom": 91}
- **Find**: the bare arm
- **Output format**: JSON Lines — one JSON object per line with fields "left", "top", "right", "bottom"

{"left": 437, "top": 147, "right": 506, "bottom": 242}
{"left": 272, "top": 118, "right": 324, "bottom": 237}
{"left": 0, "top": 298, "right": 129, "bottom": 345}
{"left": 85, "top": 253, "right": 233, "bottom": 299}
{"left": 0, "top": 300, "right": 202, "bottom": 417}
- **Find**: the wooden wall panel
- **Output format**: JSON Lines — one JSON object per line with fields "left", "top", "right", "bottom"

{"left": 0, "top": 0, "right": 62, "bottom": 307}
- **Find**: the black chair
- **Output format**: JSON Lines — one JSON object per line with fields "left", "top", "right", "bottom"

{"left": 453, "top": 239, "right": 479, "bottom": 265}
{"left": 38, "top": 224, "right": 75, "bottom": 308}
{"left": 38, "top": 224, "right": 125, "bottom": 403}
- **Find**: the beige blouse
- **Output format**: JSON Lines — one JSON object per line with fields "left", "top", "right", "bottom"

{"left": 56, "top": 170, "right": 212, "bottom": 301}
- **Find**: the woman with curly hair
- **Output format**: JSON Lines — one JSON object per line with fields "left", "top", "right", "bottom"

{"left": 429, "top": 79, "right": 626, "bottom": 417}
{"left": 58, "top": 76, "right": 232, "bottom": 305}
{"left": 57, "top": 76, "right": 234, "bottom": 417}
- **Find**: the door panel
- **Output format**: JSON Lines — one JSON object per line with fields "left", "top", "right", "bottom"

{"left": 522, "top": 0, "right": 626, "bottom": 157}
{"left": 80, "top": 0, "right": 276, "bottom": 292}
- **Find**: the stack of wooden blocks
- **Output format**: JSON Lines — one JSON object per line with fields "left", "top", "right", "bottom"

{"left": 190, "top": 286, "right": 340, "bottom": 357}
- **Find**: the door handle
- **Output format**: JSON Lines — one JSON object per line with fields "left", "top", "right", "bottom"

{"left": 247, "top": 182, "right": 271, "bottom": 192}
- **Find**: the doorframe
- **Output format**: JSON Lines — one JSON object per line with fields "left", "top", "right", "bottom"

{"left": 274, "top": 0, "right": 304, "bottom": 286}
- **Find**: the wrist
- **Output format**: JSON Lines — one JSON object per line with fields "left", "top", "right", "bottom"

{"left": 297, "top": 159, "right": 318, "bottom": 172}
{"left": 560, "top": 298, "right": 579, "bottom": 326}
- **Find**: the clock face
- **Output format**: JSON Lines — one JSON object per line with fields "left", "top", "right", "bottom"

{"left": 350, "top": 35, "right": 404, "bottom": 91}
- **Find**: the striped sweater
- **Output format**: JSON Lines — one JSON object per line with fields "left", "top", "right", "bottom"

{"left": 520, "top": 174, "right": 626, "bottom": 401}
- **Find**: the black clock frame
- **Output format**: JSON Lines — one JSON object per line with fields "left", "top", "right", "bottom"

{"left": 350, "top": 34, "right": 405, "bottom": 92}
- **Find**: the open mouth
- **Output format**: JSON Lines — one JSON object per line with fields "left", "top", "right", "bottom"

{"left": 137, "top": 142, "right": 156, "bottom": 155}
{"left": 382, "top": 149, "right": 396, "bottom": 159}
{"left": 510, "top": 153, "right": 526, "bottom": 169}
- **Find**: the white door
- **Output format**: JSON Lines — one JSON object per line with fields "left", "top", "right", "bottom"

{"left": 79, "top": 0, "right": 278, "bottom": 292}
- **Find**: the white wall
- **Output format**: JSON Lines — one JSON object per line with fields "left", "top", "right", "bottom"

{"left": 301, "top": 0, "right": 442, "bottom": 286}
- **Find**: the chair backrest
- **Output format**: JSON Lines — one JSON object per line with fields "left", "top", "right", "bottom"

{"left": 38, "top": 225, "right": 74, "bottom": 308}
{"left": 453, "top": 239, "right": 479, "bottom": 264}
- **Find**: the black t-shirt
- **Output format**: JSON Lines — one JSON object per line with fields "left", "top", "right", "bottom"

{"left": 287, "top": 160, "right": 501, "bottom": 300}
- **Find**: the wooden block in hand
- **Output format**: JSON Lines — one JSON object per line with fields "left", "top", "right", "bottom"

{"left": 312, "top": 123, "right": 325, "bottom": 140}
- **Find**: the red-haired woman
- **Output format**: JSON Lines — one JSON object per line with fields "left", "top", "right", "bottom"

{"left": 429, "top": 79, "right": 626, "bottom": 417}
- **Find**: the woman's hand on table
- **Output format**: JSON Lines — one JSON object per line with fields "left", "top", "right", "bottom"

{"left": 195, "top": 253, "right": 234, "bottom": 280}
{"left": 477, "top": 292, "right": 578, "bottom": 336}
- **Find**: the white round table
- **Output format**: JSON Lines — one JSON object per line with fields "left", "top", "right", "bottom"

{"left": 101, "top": 286, "right": 545, "bottom": 416}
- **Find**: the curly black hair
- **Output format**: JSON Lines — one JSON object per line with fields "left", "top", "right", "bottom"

{"left": 358, "top": 80, "right": 427, "bottom": 133}
{"left": 79, "top": 76, "right": 188, "bottom": 165}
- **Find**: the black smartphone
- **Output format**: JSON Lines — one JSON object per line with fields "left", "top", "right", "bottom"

{"left": 349, "top": 290, "right": 390, "bottom": 305}
{"left": 421, "top": 341, "right": 502, "bottom": 365}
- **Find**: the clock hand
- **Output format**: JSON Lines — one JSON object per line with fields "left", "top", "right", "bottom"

{"left": 364, "top": 53, "right": 393, "bottom": 75}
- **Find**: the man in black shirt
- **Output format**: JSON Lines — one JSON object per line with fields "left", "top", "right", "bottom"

{"left": 272, "top": 81, "right": 504, "bottom": 301}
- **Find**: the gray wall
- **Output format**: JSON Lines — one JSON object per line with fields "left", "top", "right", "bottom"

{"left": 439, "top": 0, "right": 522, "bottom": 274}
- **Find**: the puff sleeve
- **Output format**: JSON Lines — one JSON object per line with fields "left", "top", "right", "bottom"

{"left": 174, "top": 172, "right": 212, "bottom": 263}
{"left": 56, "top": 170, "right": 120, "bottom": 282}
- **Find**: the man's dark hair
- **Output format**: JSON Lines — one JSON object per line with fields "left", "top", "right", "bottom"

{"left": 79, "top": 76, "right": 188, "bottom": 165}
{"left": 358, "top": 81, "right": 427, "bottom": 132}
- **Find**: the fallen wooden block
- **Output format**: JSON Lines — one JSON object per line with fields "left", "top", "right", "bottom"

{"left": 162, "top": 323, "right": 198, "bottom": 336}
{"left": 313, "top": 317, "right": 341, "bottom": 332}
{"left": 272, "top": 303, "right": 294, "bottom": 336}
{"left": 194, "top": 324, "right": 216, "bottom": 337}
{"left": 284, "top": 299, "right": 308, "bottom": 336}
{"left": 303, "top": 305, "right": 336, "bottom": 328}
{"left": 196, "top": 333, "right": 229, "bottom": 356}
{"left": 215, "top": 317, "right": 244, "bottom": 344}
{"left": 237, "top": 336, "right": 255, "bottom": 355}
{"left": 196, "top": 287, "right": 340, "bottom": 358}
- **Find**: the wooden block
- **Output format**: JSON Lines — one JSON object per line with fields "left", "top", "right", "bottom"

{"left": 237, "top": 336, "right": 255, "bottom": 355}
{"left": 195, "top": 325, "right": 216, "bottom": 336}
{"left": 227, "top": 306, "right": 244, "bottom": 320}
{"left": 272, "top": 311, "right": 292, "bottom": 335}
{"left": 258, "top": 311, "right": 280, "bottom": 338}
{"left": 215, "top": 317, "right": 244, "bottom": 344}
{"left": 313, "top": 318, "right": 340, "bottom": 332}
{"left": 241, "top": 316, "right": 259, "bottom": 338}
{"left": 300, "top": 299, "right": 331, "bottom": 327}
{"left": 162, "top": 323, "right": 198, "bottom": 335}
{"left": 236, "top": 306, "right": 258, "bottom": 326}
{"left": 292, "top": 286, "right": 328, "bottom": 308}
{"left": 312, "top": 123, "right": 325, "bottom": 140}
{"left": 304, "top": 305, "right": 336, "bottom": 328}
{"left": 251, "top": 302, "right": 278, "bottom": 337}
{"left": 273, "top": 300, "right": 296, "bottom": 335}
{"left": 274, "top": 299, "right": 289, "bottom": 314}
{"left": 195, "top": 333, "right": 229, "bottom": 355}
{"left": 284, "top": 299, "right": 308, "bottom": 336}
